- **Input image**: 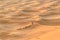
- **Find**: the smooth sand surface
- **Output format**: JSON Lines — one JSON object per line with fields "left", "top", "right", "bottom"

{"left": 0, "top": 0, "right": 60, "bottom": 40}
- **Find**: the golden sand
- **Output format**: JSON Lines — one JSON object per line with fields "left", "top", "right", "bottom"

{"left": 0, "top": 0, "right": 60, "bottom": 40}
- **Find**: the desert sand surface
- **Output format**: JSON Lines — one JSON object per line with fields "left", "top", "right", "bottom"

{"left": 0, "top": 0, "right": 60, "bottom": 40}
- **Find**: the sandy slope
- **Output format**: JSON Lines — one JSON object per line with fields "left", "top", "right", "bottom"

{"left": 0, "top": 0, "right": 60, "bottom": 40}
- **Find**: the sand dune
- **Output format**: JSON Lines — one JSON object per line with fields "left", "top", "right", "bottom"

{"left": 0, "top": 0, "right": 60, "bottom": 40}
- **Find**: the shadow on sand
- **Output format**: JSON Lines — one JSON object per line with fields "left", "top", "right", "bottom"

{"left": 37, "top": 19, "right": 60, "bottom": 26}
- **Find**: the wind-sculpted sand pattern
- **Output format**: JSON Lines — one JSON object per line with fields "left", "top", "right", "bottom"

{"left": 0, "top": 0, "right": 60, "bottom": 40}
